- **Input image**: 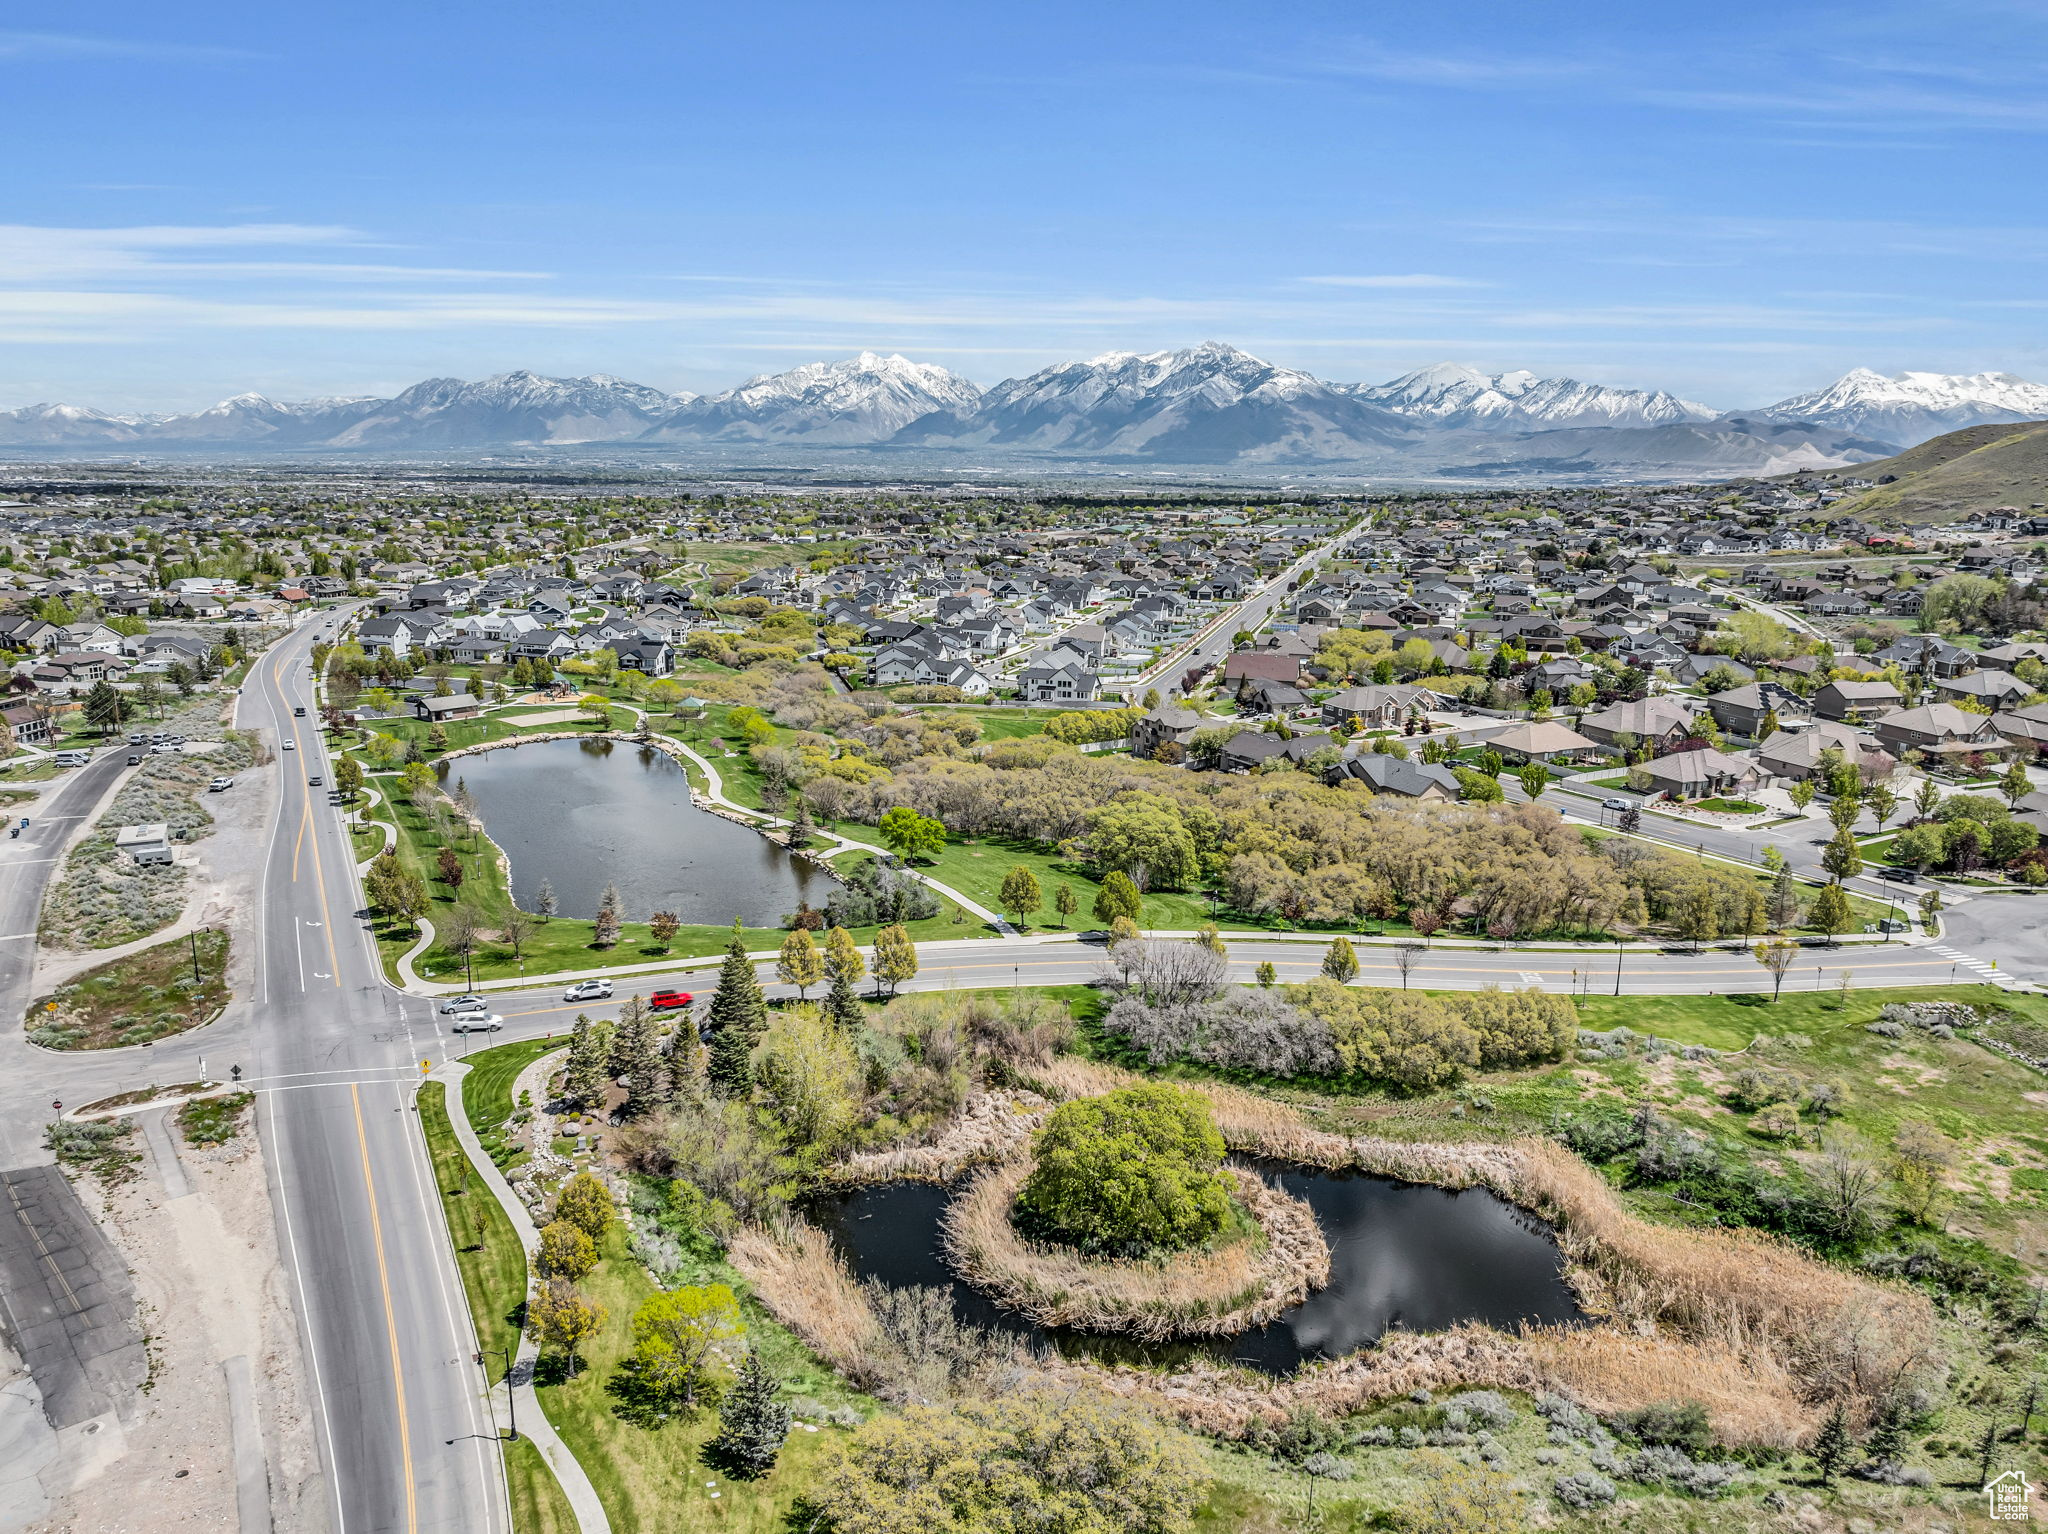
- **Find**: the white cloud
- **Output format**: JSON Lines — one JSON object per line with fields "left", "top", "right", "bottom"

{"left": 0, "top": 31, "right": 253, "bottom": 63}
{"left": 1299, "top": 275, "right": 1489, "bottom": 289}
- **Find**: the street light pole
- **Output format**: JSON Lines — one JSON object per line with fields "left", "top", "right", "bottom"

{"left": 1614, "top": 933, "right": 1624, "bottom": 996}
{"left": 475, "top": 1345, "right": 518, "bottom": 1440}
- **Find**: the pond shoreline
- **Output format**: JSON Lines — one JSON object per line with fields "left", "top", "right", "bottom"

{"left": 432, "top": 732, "right": 835, "bottom": 925}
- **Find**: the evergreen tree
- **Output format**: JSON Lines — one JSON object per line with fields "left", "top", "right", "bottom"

{"left": 83, "top": 679, "right": 127, "bottom": 735}
{"left": 786, "top": 798, "right": 812, "bottom": 849}
{"left": 564, "top": 1014, "right": 613, "bottom": 1108}
{"left": 593, "top": 881, "right": 624, "bottom": 947}
{"left": 664, "top": 1018, "right": 709, "bottom": 1102}
{"left": 609, "top": 996, "right": 666, "bottom": 1116}
{"left": 1864, "top": 1394, "right": 1906, "bottom": 1469}
{"left": 534, "top": 877, "right": 558, "bottom": 923}
{"left": 706, "top": 1349, "right": 790, "bottom": 1480}
{"left": 1808, "top": 1400, "right": 1850, "bottom": 1486}
{"left": 705, "top": 920, "right": 768, "bottom": 1096}
{"left": 824, "top": 961, "right": 864, "bottom": 1034}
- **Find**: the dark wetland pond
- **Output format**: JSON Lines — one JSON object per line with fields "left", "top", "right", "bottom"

{"left": 439, "top": 735, "right": 819, "bottom": 926}
{"left": 810, "top": 1157, "right": 1584, "bottom": 1375}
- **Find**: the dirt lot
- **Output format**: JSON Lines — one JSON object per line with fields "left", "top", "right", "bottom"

{"left": 29, "top": 1109, "right": 325, "bottom": 1534}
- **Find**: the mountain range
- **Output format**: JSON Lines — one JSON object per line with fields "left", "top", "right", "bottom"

{"left": 4, "top": 346, "right": 2043, "bottom": 478}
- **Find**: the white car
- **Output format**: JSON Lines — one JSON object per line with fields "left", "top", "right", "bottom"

{"left": 450, "top": 1015, "right": 504, "bottom": 1035}
{"left": 564, "top": 979, "right": 614, "bottom": 1002}
{"left": 439, "top": 995, "right": 489, "bottom": 1015}
{"left": 282, "top": 740, "right": 295, "bottom": 751}
{"left": 208, "top": 777, "right": 234, "bottom": 792}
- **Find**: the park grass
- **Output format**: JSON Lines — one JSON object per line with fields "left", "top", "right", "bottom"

{"left": 418, "top": 1081, "right": 529, "bottom": 1362}
{"left": 533, "top": 1223, "right": 854, "bottom": 1534}
{"left": 27, "top": 928, "right": 230, "bottom": 1050}
{"left": 462, "top": 1035, "right": 569, "bottom": 1132}
{"left": 502, "top": 1437, "right": 578, "bottom": 1534}
{"left": 358, "top": 760, "right": 972, "bottom": 985}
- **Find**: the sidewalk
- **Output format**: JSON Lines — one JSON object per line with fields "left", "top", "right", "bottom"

{"left": 435, "top": 1061, "right": 611, "bottom": 1534}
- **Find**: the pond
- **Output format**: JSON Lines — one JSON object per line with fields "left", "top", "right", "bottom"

{"left": 438, "top": 735, "right": 819, "bottom": 926}
{"left": 809, "top": 1158, "right": 1585, "bottom": 1375}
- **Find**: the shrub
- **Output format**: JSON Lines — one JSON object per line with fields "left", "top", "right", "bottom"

{"left": 1613, "top": 1399, "right": 1712, "bottom": 1454}
{"left": 1441, "top": 1391, "right": 1518, "bottom": 1432}
{"left": 1014, "top": 1085, "right": 1232, "bottom": 1257}
{"left": 1552, "top": 1470, "right": 1617, "bottom": 1509}
{"left": 814, "top": 1392, "right": 1206, "bottom": 1534}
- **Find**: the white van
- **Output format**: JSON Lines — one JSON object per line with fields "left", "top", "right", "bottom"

{"left": 53, "top": 749, "right": 92, "bottom": 767}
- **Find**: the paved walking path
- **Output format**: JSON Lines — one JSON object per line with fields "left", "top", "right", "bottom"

{"left": 435, "top": 1061, "right": 611, "bottom": 1534}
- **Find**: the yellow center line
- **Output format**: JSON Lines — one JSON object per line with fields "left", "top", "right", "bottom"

{"left": 350, "top": 1082, "right": 417, "bottom": 1534}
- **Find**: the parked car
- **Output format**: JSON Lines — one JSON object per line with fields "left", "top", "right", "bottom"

{"left": 450, "top": 1015, "right": 503, "bottom": 1035}
{"left": 208, "top": 777, "right": 234, "bottom": 792}
{"left": 127, "top": 753, "right": 143, "bottom": 765}
{"left": 564, "top": 979, "right": 614, "bottom": 1002}
{"left": 648, "top": 989, "right": 694, "bottom": 1010}
{"left": 439, "top": 995, "right": 489, "bottom": 1014}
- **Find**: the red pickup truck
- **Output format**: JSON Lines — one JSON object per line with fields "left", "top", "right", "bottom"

{"left": 649, "top": 989, "right": 695, "bottom": 1010}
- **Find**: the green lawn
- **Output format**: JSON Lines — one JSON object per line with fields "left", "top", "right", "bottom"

{"left": 534, "top": 1222, "right": 860, "bottom": 1534}
{"left": 462, "top": 1035, "right": 568, "bottom": 1132}
{"left": 1574, "top": 982, "right": 2034, "bottom": 1052}
{"left": 417, "top": 1081, "right": 528, "bottom": 1363}
{"left": 502, "top": 1437, "right": 578, "bottom": 1534}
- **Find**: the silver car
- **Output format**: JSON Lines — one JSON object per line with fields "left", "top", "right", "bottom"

{"left": 439, "top": 995, "right": 489, "bottom": 1015}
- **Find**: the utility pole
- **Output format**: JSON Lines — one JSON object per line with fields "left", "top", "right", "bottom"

{"left": 1613, "top": 933, "right": 1624, "bottom": 996}
{"left": 189, "top": 928, "right": 202, "bottom": 986}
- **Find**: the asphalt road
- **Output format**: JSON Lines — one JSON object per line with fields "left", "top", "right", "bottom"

{"left": 1, "top": 583, "right": 2039, "bottom": 1534}
{"left": 236, "top": 622, "right": 507, "bottom": 1534}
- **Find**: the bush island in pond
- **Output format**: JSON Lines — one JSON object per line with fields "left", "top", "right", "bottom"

{"left": 1015, "top": 1084, "right": 1232, "bottom": 1257}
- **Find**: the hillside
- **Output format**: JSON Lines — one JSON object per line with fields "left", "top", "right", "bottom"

{"left": 1826, "top": 418, "right": 2048, "bottom": 523}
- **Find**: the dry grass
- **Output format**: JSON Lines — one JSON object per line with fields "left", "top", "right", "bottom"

{"left": 939, "top": 1161, "right": 1329, "bottom": 1341}
{"left": 831, "top": 1091, "right": 1051, "bottom": 1185}
{"left": 726, "top": 1219, "right": 880, "bottom": 1382}
{"left": 1021, "top": 1054, "right": 1939, "bottom": 1442}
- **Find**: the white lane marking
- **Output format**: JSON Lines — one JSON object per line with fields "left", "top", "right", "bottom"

{"left": 1519, "top": 971, "right": 1544, "bottom": 987}
{"left": 260, "top": 1086, "right": 351, "bottom": 1534}
{"left": 388, "top": 1075, "right": 507, "bottom": 1534}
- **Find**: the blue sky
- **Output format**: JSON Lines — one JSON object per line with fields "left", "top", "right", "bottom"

{"left": 5, "top": 0, "right": 2046, "bottom": 411}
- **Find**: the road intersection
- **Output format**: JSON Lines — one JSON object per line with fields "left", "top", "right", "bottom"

{"left": 0, "top": 608, "right": 2041, "bottom": 1533}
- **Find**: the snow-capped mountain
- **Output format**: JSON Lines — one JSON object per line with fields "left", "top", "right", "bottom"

{"left": 1353, "top": 363, "right": 1717, "bottom": 431}
{"left": 324, "top": 372, "right": 689, "bottom": 446}
{"left": 0, "top": 401, "right": 154, "bottom": 445}
{"left": 640, "top": 352, "right": 979, "bottom": 444}
{"left": 1443, "top": 419, "right": 1901, "bottom": 481}
{"left": 1748, "top": 369, "right": 2048, "bottom": 445}
{"left": 893, "top": 342, "right": 1417, "bottom": 460}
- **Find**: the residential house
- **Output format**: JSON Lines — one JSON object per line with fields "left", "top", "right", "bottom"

{"left": 1327, "top": 753, "right": 1461, "bottom": 800}
{"left": 1707, "top": 681, "right": 1809, "bottom": 740}
{"left": 1754, "top": 722, "right": 1894, "bottom": 783}
{"left": 1812, "top": 678, "right": 1903, "bottom": 722}
{"left": 1935, "top": 670, "right": 2032, "bottom": 710}
{"left": 1577, "top": 696, "right": 1700, "bottom": 753}
{"left": 1640, "top": 747, "right": 1765, "bottom": 801}
{"left": 1131, "top": 704, "right": 1205, "bottom": 759}
{"left": 1872, "top": 704, "right": 2011, "bottom": 760}
{"left": 1320, "top": 684, "right": 1434, "bottom": 730}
